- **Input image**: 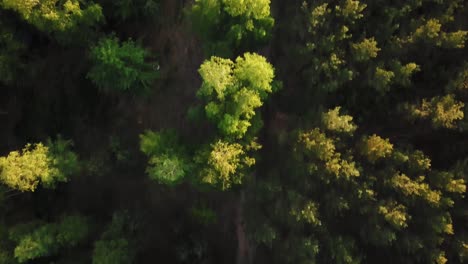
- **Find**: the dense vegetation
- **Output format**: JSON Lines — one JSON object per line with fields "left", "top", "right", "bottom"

{"left": 0, "top": 0, "right": 467, "bottom": 263}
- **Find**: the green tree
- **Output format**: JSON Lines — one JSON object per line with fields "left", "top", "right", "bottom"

{"left": 407, "top": 94, "right": 465, "bottom": 129}
{"left": 92, "top": 212, "right": 135, "bottom": 264}
{"left": 189, "top": 0, "right": 274, "bottom": 56}
{"left": 9, "top": 215, "right": 88, "bottom": 263}
{"left": 87, "top": 36, "right": 158, "bottom": 93}
{"left": 140, "top": 130, "right": 191, "bottom": 185}
{"left": 93, "top": 239, "right": 132, "bottom": 264}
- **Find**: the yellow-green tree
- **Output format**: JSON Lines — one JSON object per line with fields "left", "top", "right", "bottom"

{"left": 1, "top": 0, "right": 103, "bottom": 34}
{"left": 197, "top": 52, "right": 275, "bottom": 139}
{"left": 0, "top": 138, "right": 78, "bottom": 192}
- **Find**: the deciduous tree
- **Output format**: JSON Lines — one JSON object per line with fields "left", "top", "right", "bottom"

{"left": 87, "top": 36, "right": 158, "bottom": 93}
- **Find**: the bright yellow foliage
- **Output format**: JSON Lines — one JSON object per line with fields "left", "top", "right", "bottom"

{"left": 0, "top": 140, "right": 76, "bottom": 192}
{"left": 0, "top": 143, "right": 54, "bottom": 192}
{"left": 360, "top": 135, "right": 393, "bottom": 163}
{"left": 2, "top": 0, "right": 102, "bottom": 33}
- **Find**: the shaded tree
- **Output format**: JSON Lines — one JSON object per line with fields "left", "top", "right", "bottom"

{"left": 189, "top": 0, "right": 274, "bottom": 56}
{"left": 87, "top": 36, "right": 158, "bottom": 94}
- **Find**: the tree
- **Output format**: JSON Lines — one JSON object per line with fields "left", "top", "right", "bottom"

{"left": 197, "top": 52, "right": 275, "bottom": 139}
{"left": 189, "top": 0, "right": 274, "bottom": 56}
{"left": 322, "top": 106, "right": 357, "bottom": 133}
{"left": 1, "top": 0, "right": 103, "bottom": 37}
{"left": 0, "top": 138, "right": 79, "bottom": 192}
{"left": 407, "top": 94, "right": 465, "bottom": 129}
{"left": 92, "top": 212, "right": 135, "bottom": 264}
{"left": 9, "top": 215, "right": 88, "bottom": 263}
{"left": 93, "top": 239, "right": 132, "bottom": 264}
{"left": 359, "top": 134, "right": 393, "bottom": 163}
{"left": 87, "top": 36, "right": 158, "bottom": 94}
{"left": 140, "top": 130, "right": 191, "bottom": 185}
{"left": 194, "top": 139, "right": 259, "bottom": 190}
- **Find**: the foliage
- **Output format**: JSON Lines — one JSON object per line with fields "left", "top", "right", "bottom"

{"left": 189, "top": 0, "right": 274, "bottom": 55}
{"left": 408, "top": 94, "right": 465, "bottom": 129}
{"left": 0, "top": 138, "right": 78, "bottom": 192}
{"left": 92, "top": 212, "right": 135, "bottom": 264}
{"left": 351, "top": 37, "right": 380, "bottom": 61}
{"left": 0, "top": 0, "right": 467, "bottom": 263}
{"left": 87, "top": 36, "right": 158, "bottom": 93}
{"left": 140, "top": 130, "right": 191, "bottom": 185}
{"left": 298, "top": 128, "right": 360, "bottom": 179}
{"left": 251, "top": 106, "right": 467, "bottom": 263}
{"left": 195, "top": 139, "right": 259, "bottom": 190}
{"left": 322, "top": 107, "right": 357, "bottom": 133}
{"left": 93, "top": 239, "right": 132, "bottom": 264}
{"left": 11, "top": 215, "right": 88, "bottom": 263}
{"left": 0, "top": 143, "right": 50, "bottom": 192}
{"left": 197, "top": 53, "right": 275, "bottom": 138}
{"left": 359, "top": 134, "right": 393, "bottom": 163}
{"left": 1, "top": 0, "right": 103, "bottom": 36}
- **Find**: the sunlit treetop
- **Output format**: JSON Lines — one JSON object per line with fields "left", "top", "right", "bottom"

{"left": 298, "top": 128, "right": 360, "bottom": 179}
{"left": 1, "top": 0, "right": 103, "bottom": 33}
{"left": 0, "top": 138, "right": 78, "bottom": 192}
{"left": 223, "top": 0, "right": 271, "bottom": 19}
{"left": 407, "top": 94, "right": 465, "bottom": 129}
{"left": 195, "top": 139, "right": 260, "bottom": 190}
{"left": 197, "top": 52, "right": 275, "bottom": 138}
{"left": 359, "top": 134, "right": 393, "bottom": 163}
{"left": 322, "top": 107, "right": 357, "bottom": 134}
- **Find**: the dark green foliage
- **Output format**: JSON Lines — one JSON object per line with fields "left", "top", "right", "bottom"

{"left": 191, "top": 205, "right": 217, "bottom": 225}
{"left": 93, "top": 239, "right": 132, "bottom": 264}
{"left": 92, "top": 212, "right": 135, "bottom": 264}
{"left": 189, "top": 0, "right": 274, "bottom": 56}
{"left": 10, "top": 216, "right": 88, "bottom": 263}
{"left": 87, "top": 36, "right": 158, "bottom": 93}
{"left": 111, "top": 0, "right": 159, "bottom": 22}
{"left": 0, "top": 14, "right": 24, "bottom": 85}
{"left": 46, "top": 137, "right": 80, "bottom": 187}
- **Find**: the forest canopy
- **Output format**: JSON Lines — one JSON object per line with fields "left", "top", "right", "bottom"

{"left": 0, "top": 0, "right": 467, "bottom": 263}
